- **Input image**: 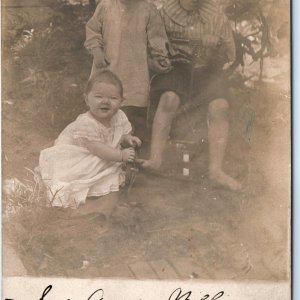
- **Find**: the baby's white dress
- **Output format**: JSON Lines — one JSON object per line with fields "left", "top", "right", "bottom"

{"left": 39, "top": 110, "right": 132, "bottom": 208}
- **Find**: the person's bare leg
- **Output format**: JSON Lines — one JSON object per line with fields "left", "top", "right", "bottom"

{"left": 208, "top": 98, "right": 241, "bottom": 190}
{"left": 142, "top": 91, "right": 180, "bottom": 170}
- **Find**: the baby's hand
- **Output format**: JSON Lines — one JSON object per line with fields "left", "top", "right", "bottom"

{"left": 121, "top": 148, "right": 136, "bottom": 162}
{"left": 126, "top": 136, "right": 142, "bottom": 148}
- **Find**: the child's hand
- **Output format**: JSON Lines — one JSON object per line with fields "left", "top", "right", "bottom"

{"left": 158, "top": 57, "right": 171, "bottom": 68}
{"left": 121, "top": 148, "right": 136, "bottom": 162}
{"left": 126, "top": 136, "right": 142, "bottom": 148}
{"left": 92, "top": 48, "right": 107, "bottom": 68}
{"left": 223, "top": 62, "right": 233, "bottom": 71}
{"left": 148, "top": 56, "right": 172, "bottom": 73}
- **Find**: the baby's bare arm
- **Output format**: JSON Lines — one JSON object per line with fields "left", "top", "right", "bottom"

{"left": 85, "top": 140, "right": 136, "bottom": 162}
{"left": 86, "top": 140, "right": 122, "bottom": 161}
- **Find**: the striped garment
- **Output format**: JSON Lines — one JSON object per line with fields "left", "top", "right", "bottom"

{"left": 161, "top": 0, "right": 236, "bottom": 68}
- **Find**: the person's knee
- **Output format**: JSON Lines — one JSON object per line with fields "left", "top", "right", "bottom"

{"left": 159, "top": 91, "right": 180, "bottom": 113}
{"left": 208, "top": 98, "right": 229, "bottom": 119}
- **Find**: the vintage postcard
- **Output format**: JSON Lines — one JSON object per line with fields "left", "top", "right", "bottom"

{"left": 2, "top": 0, "right": 291, "bottom": 299}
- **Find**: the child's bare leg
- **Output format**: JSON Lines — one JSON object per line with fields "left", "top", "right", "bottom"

{"left": 142, "top": 91, "right": 180, "bottom": 170}
{"left": 71, "top": 192, "right": 119, "bottom": 218}
{"left": 208, "top": 98, "right": 241, "bottom": 191}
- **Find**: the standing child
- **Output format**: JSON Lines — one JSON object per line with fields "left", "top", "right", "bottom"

{"left": 84, "top": 0, "right": 171, "bottom": 141}
{"left": 39, "top": 70, "right": 141, "bottom": 219}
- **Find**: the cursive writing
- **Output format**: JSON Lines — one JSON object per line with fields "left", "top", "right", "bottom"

{"left": 5, "top": 285, "right": 104, "bottom": 300}
{"left": 5, "top": 285, "right": 226, "bottom": 300}
{"left": 169, "top": 288, "right": 224, "bottom": 300}
{"left": 87, "top": 288, "right": 104, "bottom": 300}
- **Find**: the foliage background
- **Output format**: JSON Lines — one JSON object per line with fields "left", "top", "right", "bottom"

{"left": 2, "top": 0, "right": 289, "bottom": 131}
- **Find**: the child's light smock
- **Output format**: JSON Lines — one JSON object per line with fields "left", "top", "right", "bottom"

{"left": 85, "top": 0, "right": 169, "bottom": 108}
{"left": 39, "top": 110, "right": 132, "bottom": 208}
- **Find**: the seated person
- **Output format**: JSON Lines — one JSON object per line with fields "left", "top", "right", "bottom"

{"left": 39, "top": 70, "right": 141, "bottom": 218}
{"left": 141, "top": 0, "right": 241, "bottom": 191}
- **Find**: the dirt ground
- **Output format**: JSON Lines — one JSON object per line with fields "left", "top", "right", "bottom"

{"left": 2, "top": 79, "right": 290, "bottom": 280}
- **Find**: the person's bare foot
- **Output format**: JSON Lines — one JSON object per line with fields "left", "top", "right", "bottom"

{"left": 209, "top": 169, "right": 242, "bottom": 191}
{"left": 136, "top": 159, "right": 162, "bottom": 171}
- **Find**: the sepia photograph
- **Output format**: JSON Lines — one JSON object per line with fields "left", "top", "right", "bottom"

{"left": 2, "top": 0, "right": 291, "bottom": 297}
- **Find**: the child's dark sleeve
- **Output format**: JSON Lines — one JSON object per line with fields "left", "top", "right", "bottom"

{"left": 146, "top": 4, "right": 169, "bottom": 59}
{"left": 218, "top": 15, "right": 236, "bottom": 63}
{"left": 84, "top": 3, "right": 104, "bottom": 53}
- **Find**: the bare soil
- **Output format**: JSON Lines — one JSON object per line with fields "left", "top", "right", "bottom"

{"left": 2, "top": 80, "right": 290, "bottom": 280}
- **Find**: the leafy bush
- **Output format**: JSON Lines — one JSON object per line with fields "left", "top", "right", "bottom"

{"left": 4, "top": 1, "right": 93, "bottom": 132}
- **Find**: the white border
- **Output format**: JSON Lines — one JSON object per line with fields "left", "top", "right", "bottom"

{"left": 292, "top": 0, "right": 298, "bottom": 298}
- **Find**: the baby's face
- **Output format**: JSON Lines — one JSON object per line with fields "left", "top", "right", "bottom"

{"left": 86, "top": 82, "right": 123, "bottom": 125}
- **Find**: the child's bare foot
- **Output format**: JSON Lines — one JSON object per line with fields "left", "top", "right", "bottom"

{"left": 136, "top": 159, "right": 162, "bottom": 171}
{"left": 209, "top": 169, "right": 241, "bottom": 191}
